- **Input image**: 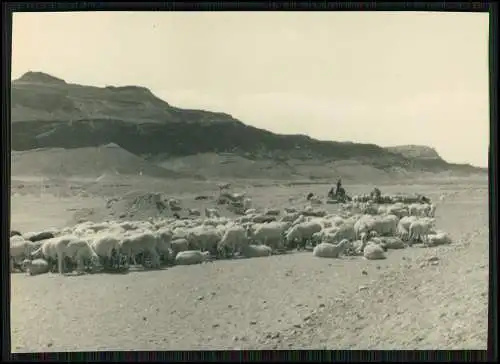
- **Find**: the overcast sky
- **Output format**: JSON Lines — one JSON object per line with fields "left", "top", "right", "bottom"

{"left": 12, "top": 11, "right": 489, "bottom": 167}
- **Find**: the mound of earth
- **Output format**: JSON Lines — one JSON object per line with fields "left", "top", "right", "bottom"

{"left": 103, "top": 191, "right": 176, "bottom": 221}
{"left": 11, "top": 143, "right": 197, "bottom": 179}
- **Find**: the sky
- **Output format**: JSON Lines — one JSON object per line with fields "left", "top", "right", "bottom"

{"left": 12, "top": 11, "right": 490, "bottom": 167}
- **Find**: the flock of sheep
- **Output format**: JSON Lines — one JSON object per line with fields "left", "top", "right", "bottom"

{"left": 10, "top": 190, "right": 452, "bottom": 277}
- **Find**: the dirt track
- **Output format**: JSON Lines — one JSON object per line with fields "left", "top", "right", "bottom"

{"left": 10, "top": 180, "right": 488, "bottom": 351}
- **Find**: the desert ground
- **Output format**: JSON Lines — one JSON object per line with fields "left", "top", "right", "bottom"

{"left": 10, "top": 175, "right": 489, "bottom": 351}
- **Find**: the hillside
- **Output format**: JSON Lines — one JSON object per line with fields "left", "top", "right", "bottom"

{"left": 11, "top": 143, "right": 197, "bottom": 180}
{"left": 10, "top": 72, "right": 486, "bottom": 180}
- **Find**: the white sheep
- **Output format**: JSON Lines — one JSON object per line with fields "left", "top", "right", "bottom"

{"left": 186, "top": 226, "right": 222, "bottom": 254}
{"left": 240, "top": 244, "right": 273, "bottom": 258}
{"left": 397, "top": 215, "right": 418, "bottom": 240}
{"left": 322, "top": 224, "right": 356, "bottom": 244}
{"left": 427, "top": 231, "right": 452, "bottom": 246}
{"left": 408, "top": 218, "right": 435, "bottom": 245}
{"left": 285, "top": 221, "right": 323, "bottom": 249}
{"left": 363, "top": 243, "right": 387, "bottom": 260}
{"left": 118, "top": 232, "right": 161, "bottom": 269}
{"left": 10, "top": 236, "right": 39, "bottom": 272}
{"left": 218, "top": 224, "right": 248, "bottom": 258}
{"left": 170, "top": 238, "right": 189, "bottom": 258}
{"left": 21, "top": 258, "right": 50, "bottom": 276}
{"left": 248, "top": 222, "right": 289, "bottom": 250}
{"left": 313, "top": 240, "right": 350, "bottom": 258}
{"left": 205, "top": 208, "right": 220, "bottom": 218}
{"left": 175, "top": 250, "right": 211, "bottom": 265}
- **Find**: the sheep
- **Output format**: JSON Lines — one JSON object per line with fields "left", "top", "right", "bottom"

{"left": 313, "top": 239, "right": 350, "bottom": 258}
{"left": 217, "top": 224, "right": 248, "bottom": 258}
{"left": 188, "top": 208, "right": 201, "bottom": 217}
{"left": 205, "top": 208, "right": 220, "bottom": 218}
{"left": 279, "top": 212, "right": 301, "bottom": 223}
{"left": 186, "top": 226, "right": 222, "bottom": 254}
{"left": 378, "top": 236, "right": 406, "bottom": 250}
{"left": 285, "top": 221, "right": 323, "bottom": 250}
{"left": 89, "top": 235, "right": 122, "bottom": 270}
{"left": 245, "top": 208, "right": 257, "bottom": 215}
{"left": 118, "top": 232, "right": 161, "bottom": 269}
{"left": 240, "top": 244, "right": 273, "bottom": 258}
{"left": 65, "top": 239, "right": 101, "bottom": 273}
{"left": 408, "top": 203, "right": 431, "bottom": 217}
{"left": 426, "top": 231, "right": 452, "bottom": 247}
{"left": 170, "top": 238, "right": 190, "bottom": 258}
{"left": 397, "top": 216, "right": 418, "bottom": 240}
{"left": 322, "top": 224, "right": 356, "bottom": 244}
{"left": 175, "top": 250, "right": 211, "bottom": 265}
{"left": 218, "top": 182, "right": 231, "bottom": 191}
{"left": 284, "top": 207, "right": 298, "bottom": 214}
{"left": 363, "top": 243, "right": 387, "bottom": 260}
{"left": 408, "top": 218, "right": 435, "bottom": 245}
{"left": 429, "top": 203, "right": 437, "bottom": 218}
{"left": 155, "top": 228, "right": 174, "bottom": 262}
{"left": 243, "top": 198, "right": 253, "bottom": 210}
{"left": 10, "top": 230, "right": 22, "bottom": 237}
{"left": 30, "top": 235, "right": 94, "bottom": 274}
{"left": 23, "top": 230, "right": 56, "bottom": 242}
{"left": 248, "top": 222, "right": 289, "bottom": 250}
{"left": 10, "top": 236, "right": 39, "bottom": 272}
{"left": 264, "top": 208, "right": 281, "bottom": 216}
{"left": 21, "top": 258, "right": 50, "bottom": 276}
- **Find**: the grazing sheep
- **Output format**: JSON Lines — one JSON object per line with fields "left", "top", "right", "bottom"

{"left": 186, "top": 226, "right": 221, "bottom": 254}
{"left": 409, "top": 218, "right": 435, "bottom": 245}
{"left": 285, "top": 221, "right": 323, "bottom": 250}
{"left": 217, "top": 224, "right": 248, "bottom": 258}
{"left": 313, "top": 239, "right": 350, "bottom": 258}
{"left": 119, "top": 232, "right": 161, "bottom": 269}
{"left": 397, "top": 216, "right": 418, "bottom": 241}
{"left": 248, "top": 222, "right": 289, "bottom": 250}
{"left": 378, "top": 236, "right": 406, "bottom": 250}
{"left": 175, "top": 250, "right": 211, "bottom": 265}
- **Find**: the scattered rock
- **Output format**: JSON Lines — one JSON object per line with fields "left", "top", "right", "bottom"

{"left": 233, "top": 336, "right": 239, "bottom": 341}
{"left": 293, "top": 323, "right": 301, "bottom": 328}
{"left": 250, "top": 320, "right": 257, "bottom": 325}
{"left": 212, "top": 323, "right": 220, "bottom": 328}
{"left": 318, "top": 303, "right": 325, "bottom": 308}
{"left": 427, "top": 256, "right": 440, "bottom": 262}
{"left": 142, "top": 316, "right": 147, "bottom": 321}
{"left": 197, "top": 296, "right": 204, "bottom": 301}
{"left": 362, "top": 269, "right": 368, "bottom": 275}
{"left": 359, "top": 285, "right": 368, "bottom": 291}
{"left": 227, "top": 304, "right": 233, "bottom": 308}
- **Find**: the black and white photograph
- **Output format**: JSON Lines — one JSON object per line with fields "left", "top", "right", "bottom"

{"left": 8, "top": 9, "right": 490, "bottom": 352}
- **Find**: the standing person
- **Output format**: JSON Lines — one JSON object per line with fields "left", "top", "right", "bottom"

{"left": 336, "top": 178, "right": 342, "bottom": 195}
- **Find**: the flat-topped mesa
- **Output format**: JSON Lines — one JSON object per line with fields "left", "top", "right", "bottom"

{"left": 15, "top": 71, "right": 67, "bottom": 85}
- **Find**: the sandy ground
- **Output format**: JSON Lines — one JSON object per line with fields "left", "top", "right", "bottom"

{"left": 10, "top": 177, "right": 489, "bottom": 351}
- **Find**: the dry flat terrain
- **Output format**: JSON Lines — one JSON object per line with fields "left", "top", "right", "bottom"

{"left": 10, "top": 176, "right": 489, "bottom": 351}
